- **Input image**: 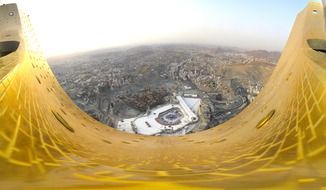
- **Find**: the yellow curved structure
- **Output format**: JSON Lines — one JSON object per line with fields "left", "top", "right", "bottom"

{"left": 0, "top": 1, "right": 325, "bottom": 190}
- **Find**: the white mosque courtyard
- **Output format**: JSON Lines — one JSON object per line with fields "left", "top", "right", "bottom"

{"left": 117, "top": 96, "right": 201, "bottom": 136}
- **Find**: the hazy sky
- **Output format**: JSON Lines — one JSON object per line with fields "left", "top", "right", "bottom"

{"left": 3, "top": 0, "right": 311, "bottom": 57}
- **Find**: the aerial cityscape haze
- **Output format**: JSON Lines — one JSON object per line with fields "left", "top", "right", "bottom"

{"left": 29, "top": 0, "right": 294, "bottom": 135}
{"left": 50, "top": 44, "right": 280, "bottom": 136}
{"left": 1, "top": 0, "right": 296, "bottom": 135}
{"left": 23, "top": 0, "right": 305, "bottom": 135}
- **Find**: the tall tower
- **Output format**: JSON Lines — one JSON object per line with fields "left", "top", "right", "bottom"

{"left": 0, "top": 1, "right": 325, "bottom": 190}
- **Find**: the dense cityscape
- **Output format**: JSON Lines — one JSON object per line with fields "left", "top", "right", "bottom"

{"left": 50, "top": 44, "right": 279, "bottom": 135}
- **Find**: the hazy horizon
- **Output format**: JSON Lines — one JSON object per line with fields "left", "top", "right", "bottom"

{"left": 3, "top": 0, "right": 312, "bottom": 57}
{"left": 47, "top": 43, "right": 282, "bottom": 60}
